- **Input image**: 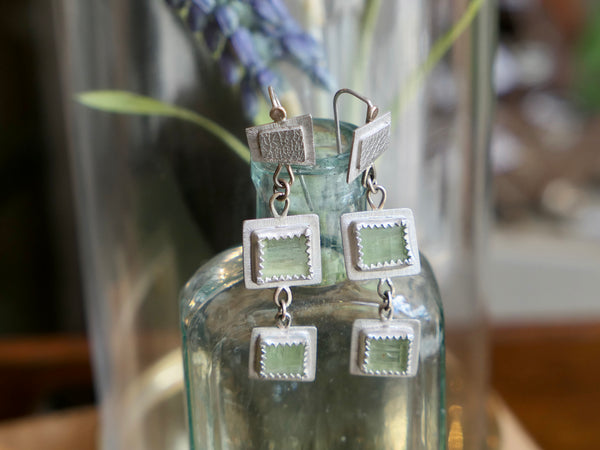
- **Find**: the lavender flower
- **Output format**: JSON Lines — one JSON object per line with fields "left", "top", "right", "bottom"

{"left": 165, "top": 0, "right": 334, "bottom": 119}
{"left": 188, "top": 4, "right": 208, "bottom": 31}
{"left": 229, "top": 28, "right": 262, "bottom": 69}
{"left": 218, "top": 47, "right": 241, "bottom": 85}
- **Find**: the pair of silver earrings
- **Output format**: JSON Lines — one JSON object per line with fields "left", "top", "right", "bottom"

{"left": 243, "top": 88, "right": 421, "bottom": 383}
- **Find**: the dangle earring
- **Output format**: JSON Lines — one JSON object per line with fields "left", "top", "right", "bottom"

{"left": 243, "top": 87, "right": 321, "bottom": 382}
{"left": 334, "top": 89, "right": 422, "bottom": 378}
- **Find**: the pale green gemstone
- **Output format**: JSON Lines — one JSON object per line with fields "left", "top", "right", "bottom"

{"left": 260, "top": 235, "right": 310, "bottom": 280}
{"left": 358, "top": 224, "right": 409, "bottom": 269}
{"left": 261, "top": 343, "right": 306, "bottom": 376}
{"left": 363, "top": 337, "right": 410, "bottom": 374}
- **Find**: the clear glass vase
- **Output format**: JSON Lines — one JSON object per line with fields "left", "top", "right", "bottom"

{"left": 181, "top": 119, "right": 445, "bottom": 449}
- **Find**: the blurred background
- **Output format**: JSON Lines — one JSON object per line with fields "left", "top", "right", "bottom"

{"left": 0, "top": 0, "right": 599, "bottom": 449}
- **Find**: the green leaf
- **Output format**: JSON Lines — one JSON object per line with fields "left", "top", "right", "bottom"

{"left": 76, "top": 91, "right": 250, "bottom": 163}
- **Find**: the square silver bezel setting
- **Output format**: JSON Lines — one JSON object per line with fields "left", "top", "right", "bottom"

{"left": 340, "top": 208, "right": 421, "bottom": 281}
{"left": 347, "top": 112, "right": 391, "bottom": 182}
{"left": 243, "top": 214, "right": 322, "bottom": 289}
{"left": 245, "top": 114, "right": 315, "bottom": 165}
{"left": 349, "top": 319, "right": 421, "bottom": 377}
{"left": 249, "top": 326, "right": 317, "bottom": 381}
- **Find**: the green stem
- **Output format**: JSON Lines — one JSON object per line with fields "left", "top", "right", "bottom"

{"left": 354, "top": 0, "right": 383, "bottom": 89}
{"left": 390, "top": 0, "right": 485, "bottom": 119}
{"left": 350, "top": 0, "right": 383, "bottom": 120}
{"left": 76, "top": 91, "right": 250, "bottom": 164}
{"left": 170, "top": 108, "right": 250, "bottom": 163}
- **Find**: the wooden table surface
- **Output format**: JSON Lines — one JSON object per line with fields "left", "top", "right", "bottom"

{"left": 491, "top": 322, "right": 600, "bottom": 450}
{"left": 0, "top": 322, "right": 599, "bottom": 449}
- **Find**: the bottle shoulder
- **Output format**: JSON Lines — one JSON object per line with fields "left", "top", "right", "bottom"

{"left": 181, "top": 247, "right": 444, "bottom": 356}
{"left": 180, "top": 246, "right": 244, "bottom": 323}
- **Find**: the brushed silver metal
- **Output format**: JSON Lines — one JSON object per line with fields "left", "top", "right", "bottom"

{"left": 249, "top": 326, "right": 317, "bottom": 381}
{"left": 245, "top": 114, "right": 315, "bottom": 165}
{"left": 347, "top": 112, "right": 391, "bottom": 183}
{"left": 349, "top": 318, "right": 420, "bottom": 377}
{"left": 340, "top": 208, "right": 421, "bottom": 281}
{"left": 243, "top": 214, "right": 322, "bottom": 289}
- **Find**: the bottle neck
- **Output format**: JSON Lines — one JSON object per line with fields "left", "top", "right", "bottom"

{"left": 251, "top": 119, "right": 366, "bottom": 285}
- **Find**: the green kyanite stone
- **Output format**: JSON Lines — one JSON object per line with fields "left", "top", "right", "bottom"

{"left": 260, "top": 235, "right": 310, "bottom": 280}
{"left": 357, "top": 224, "right": 409, "bottom": 269}
{"left": 363, "top": 336, "right": 410, "bottom": 374}
{"left": 260, "top": 343, "right": 306, "bottom": 377}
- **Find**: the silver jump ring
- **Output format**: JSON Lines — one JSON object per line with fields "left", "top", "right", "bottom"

{"left": 379, "top": 302, "right": 393, "bottom": 321}
{"left": 379, "top": 290, "right": 394, "bottom": 321}
{"left": 366, "top": 176, "right": 376, "bottom": 194}
{"left": 362, "top": 166, "right": 377, "bottom": 191}
{"left": 280, "top": 300, "right": 288, "bottom": 318}
{"left": 269, "top": 193, "right": 290, "bottom": 217}
{"left": 272, "top": 180, "right": 291, "bottom": 199}
{"left": 276, "top": 312, "right": 292, "bottom": 329}
{"left": 273, "top": 286, "right": 292, "bottom": 308}
{"left": 273, "top": 164, "right": 295, "bottom": 189}
{"left": 367, "top": 185, "right": 387, "bottom": 210}
{"left": 377, "top": 278, "right": 395, "bottom": 299}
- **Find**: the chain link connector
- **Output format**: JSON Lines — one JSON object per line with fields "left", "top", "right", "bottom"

{"left": 363, "top": 166, "right": 387, "bottom": 210}
{"left": 276, "top": 311, "right": 292, "bottom": 329}
{"left": 273, "top": 286, "right": 292, "bottom": 308}
{"left": 273, "top": 164, "right": 295, "bottom": 189}
{"left": 377, "top": 278, "right": 395, "bottom": 298}
{"left": 269, "top": 192, "right": 290, "bottom": 217}
{"left": 378, "top": 290, "right": 394, "bottom": 321}
{"left": 274, "top": 287, "right": 293, "bottom": 328}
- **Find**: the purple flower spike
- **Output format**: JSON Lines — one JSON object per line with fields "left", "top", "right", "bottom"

{"left": 230, "top": 28, "right": 262, "bottom": 70}
{"left": 188, "top": 4, "right": 207, "bottom": 32}
{"left": 256, "top": 68, "right": 278, "bottom": 92}
{"left": 191, "top": 0, "right": 216, "bottom": 14}
{"left": 269, "top": 0, "right": 301, "bottom": 32}
{"left": 250, "top": 0, "right": 282, "bottom": 25}
{"left": 214, "top": 5, "right": 239, "bottom": 37}
{"left": 219, "top": 49, "right": 241, "bottom": 85}
{"left": 164, "top": 0, "right": 335, "bottom": 120}
{"left": 283, "top": 34, "right": 322, "bottom": 67}
{"left": 265, "top": 0, "right": 292, "bottom": 23}
{"left": 203, "top": 20, "right": 223, "bottom": 53}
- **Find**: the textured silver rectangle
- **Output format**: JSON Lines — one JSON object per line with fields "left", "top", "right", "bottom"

{"left": 249, "top": 326, "right": 317, "bottom": 381}
{"left": 246, "top": 114, "right": 315, "bottom": 165}
{"left": 243, "top": 214, "right": 322, "bottom": 289}
{"left": 349, "top": 319, "right": 420, "bottom": 377}
{"left": 259, "top": 126, "right": 304, "bottom": 161}
{"left": 347, "top": 112, "right": 391, "bottom": 182}
{"left": 340, "top": 208, "right": 421, "bottom": 281}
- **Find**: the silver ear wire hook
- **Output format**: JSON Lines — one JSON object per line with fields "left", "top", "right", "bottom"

{"left": 245, "top": 86, "right": 315, "bottom": 165}
{"left": 333, "top": 88, "right": 379, "bottom": 155}
{"left": 268, "top": 86, "right": 287, "bottom": 122}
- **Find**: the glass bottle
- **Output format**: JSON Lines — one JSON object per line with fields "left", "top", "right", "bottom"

{"left": 181, "top": 119, "right": 445, "bottom": 450}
